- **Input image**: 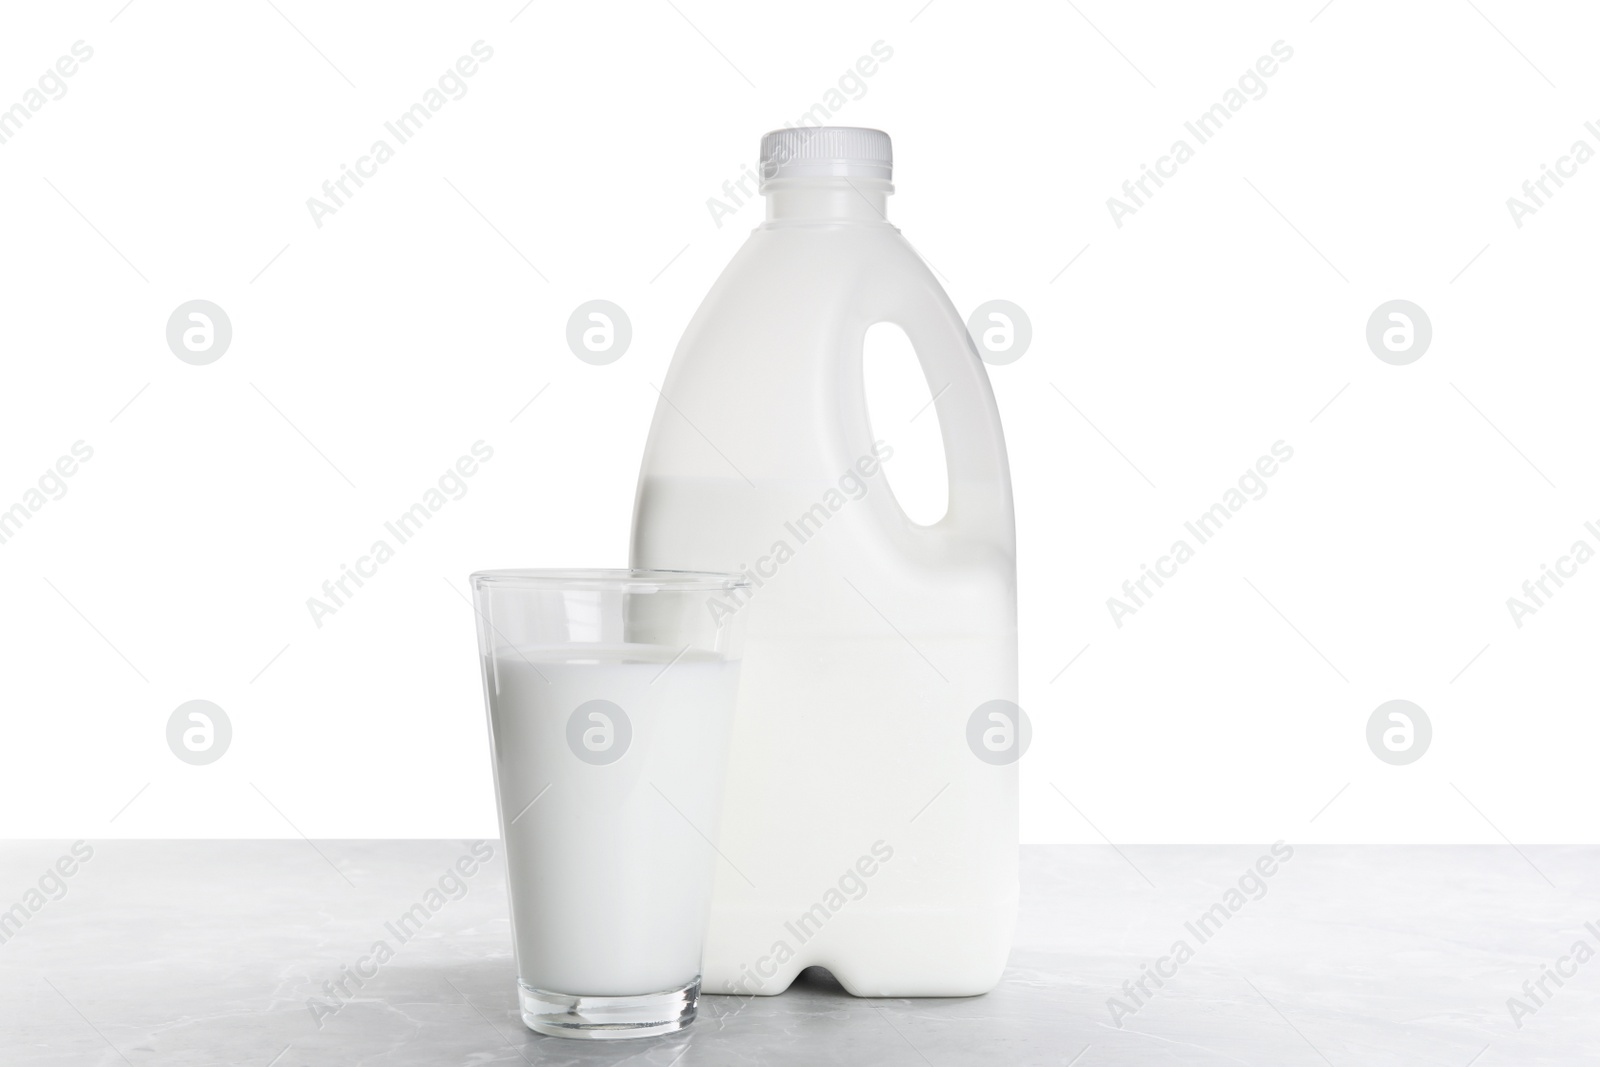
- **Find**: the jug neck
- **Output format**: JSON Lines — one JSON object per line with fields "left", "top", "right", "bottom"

{"left": 763, "top": 178, "right": 892, "bottom": 223}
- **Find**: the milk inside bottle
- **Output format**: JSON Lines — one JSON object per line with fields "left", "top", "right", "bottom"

{"left": 631, "top": 127, "right": 1018, "bottom": 997}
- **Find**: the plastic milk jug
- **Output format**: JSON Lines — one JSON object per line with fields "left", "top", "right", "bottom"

{"left": 631, "top": 127, "right": 1018, "bottom": 997}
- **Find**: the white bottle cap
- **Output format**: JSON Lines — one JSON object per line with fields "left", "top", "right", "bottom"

{"left": 759, "top": 127, "right": 892, "bottom": 187}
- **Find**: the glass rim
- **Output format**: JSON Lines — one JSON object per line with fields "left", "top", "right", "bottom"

{"left": 468, "top": 567, "right": 749, "bottom": 593}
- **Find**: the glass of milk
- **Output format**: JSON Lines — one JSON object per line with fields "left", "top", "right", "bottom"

{"left": 469, "top": 568, "right": 749, "bottom": 1039}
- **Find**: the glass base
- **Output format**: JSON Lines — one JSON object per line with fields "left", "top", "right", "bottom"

{"left": 518, "top": 977, "right": 699, "bottom": 1039}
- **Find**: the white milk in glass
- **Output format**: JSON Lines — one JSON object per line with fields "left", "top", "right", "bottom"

{"left": 483, "top": 645, "right": 740, "bottom": 995}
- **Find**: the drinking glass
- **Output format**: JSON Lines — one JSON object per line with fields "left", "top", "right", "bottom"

{"left": 469, "top": 568, "right": 748, "bottom": 1039}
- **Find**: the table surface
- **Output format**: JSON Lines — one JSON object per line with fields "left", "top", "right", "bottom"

{"left": 2, "top": 841, "right": 1597, "bottom": 1065}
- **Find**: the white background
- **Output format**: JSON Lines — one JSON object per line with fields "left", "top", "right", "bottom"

{"left": 1, "top": 0, "right": 1596, "bottom": 844}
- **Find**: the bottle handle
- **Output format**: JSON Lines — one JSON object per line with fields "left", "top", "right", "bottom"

{"left": 844, "top": 258, "right": 1015, "bottom": 549}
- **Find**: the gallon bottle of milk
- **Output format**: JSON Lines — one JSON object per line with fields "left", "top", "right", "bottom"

{"left": 631, "top": 127, "right": 1017, "bottom": 997}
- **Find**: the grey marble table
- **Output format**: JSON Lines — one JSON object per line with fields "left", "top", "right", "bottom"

{"left": 2, "top": 841, "right": 1598, "bottom": 1065}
